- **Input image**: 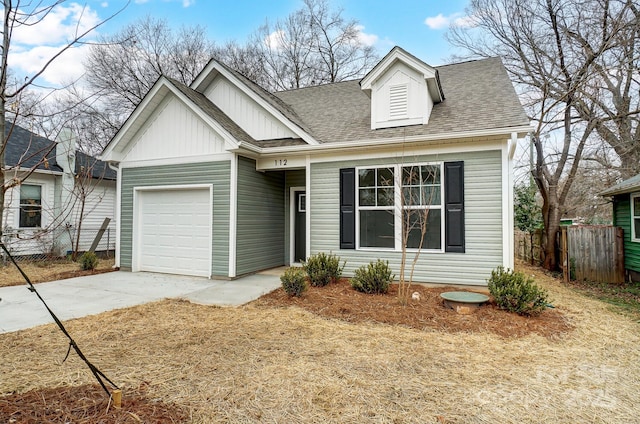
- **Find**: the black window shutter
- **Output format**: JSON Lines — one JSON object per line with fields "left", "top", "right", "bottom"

{"left": 340, "top": 168, "right": 356, "bottom": 249}
{"left": 444, "top": 161, "right": 465, "bottom": 253}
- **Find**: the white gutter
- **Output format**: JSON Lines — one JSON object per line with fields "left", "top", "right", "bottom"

{"left": 233, "top": 124, "right": 533, "bottom": 156}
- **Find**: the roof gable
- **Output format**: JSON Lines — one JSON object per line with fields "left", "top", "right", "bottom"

{"left": 101, "top": 77, "right": 245, "bottom": 162}
{"left": 190, "top": 60, "right": 318, "bottom": 145}
{"left": 360, "top": 46, "right": 444, "bottom": 103}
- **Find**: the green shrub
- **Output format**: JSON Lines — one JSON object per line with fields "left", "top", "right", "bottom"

{"left": 487, "top": 266, "right": 549, "bottom": 316}
{"left": 350, "top": 259, "right": 394, "bottom": 294}
{"left": 280, "top": 267, "right": 308, "bottom": 297}
{"left": 79, "top": 252, "right": 98, "bottom": 271}
{"left": 303, "top": 252, "right": 345, "bottom": 287}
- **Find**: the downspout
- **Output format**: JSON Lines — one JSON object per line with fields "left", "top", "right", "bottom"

{"left": 108, "top": 161, "right": 121, "bottom": 269}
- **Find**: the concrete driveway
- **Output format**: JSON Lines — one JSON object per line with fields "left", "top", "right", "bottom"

{"left": 0, "top": 270, "right": 282, "bottom": 334}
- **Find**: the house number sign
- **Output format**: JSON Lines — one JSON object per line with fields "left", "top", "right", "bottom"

{"left": 274, "top": 159, "right": 288, "bottom": 166}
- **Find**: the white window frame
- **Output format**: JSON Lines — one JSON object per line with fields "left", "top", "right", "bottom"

{"left": 356, "top": 165, "right": 396, "bottom": 251}
{"left": 632, "top": 192, "right": 640, "bottom": 242}
{"left": 18, "top": 183, "right": 43, "bottom": 229}
{"left": 355, "top": 162, "right": 444, "bottom": 252}
{"left": 400, "top": 162, "right": 444, "bottom": 252}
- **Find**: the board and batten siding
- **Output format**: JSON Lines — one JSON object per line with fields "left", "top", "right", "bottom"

{"left": 204, "top": 78, "right": 297, "bottom": 141}
{"left": 284, "top": 169, "right": 306, "bottom": 264}
{"left": 121, "top": 96, "right": 228, "bottom": 163}
{"left": 236, "top": 156, "right": 285, "bottom": 275}
{"left": 613, "top": 194, "right": 640, "bottom": 273}
{"left": 310, "top": 150, "right": 503, "bottom": 285}
{"left": 120, "top": 161, "right": 230, "bottom": 277}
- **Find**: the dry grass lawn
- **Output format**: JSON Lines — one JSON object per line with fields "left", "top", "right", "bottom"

{"left": 1, "top": 261, "right": 639, "bottom": 423}
{"left": 0, "top": 257, "right": 116, "bottom": 288}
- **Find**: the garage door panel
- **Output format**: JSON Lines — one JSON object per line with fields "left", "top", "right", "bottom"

{"left": 135, "top": 188, "right": 211, "bottom": 277}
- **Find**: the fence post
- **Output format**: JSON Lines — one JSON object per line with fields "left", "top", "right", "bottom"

{"left": 561, "top": 227, "right": 568, "bottom": 283}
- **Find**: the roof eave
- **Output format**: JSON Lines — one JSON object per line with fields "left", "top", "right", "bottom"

{"left": 234, "top": 124, "right": 533, "bottom": 155}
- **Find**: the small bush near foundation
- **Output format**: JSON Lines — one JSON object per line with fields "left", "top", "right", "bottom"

{"left": 79, "top": 252, "right": 98, "bottom": 271}
{"left": 351, "top": 260, "right": 394, "bottom": 294}
{"left": 280, "top": 267, "right": 307, "bottom": 297}
{"left": 303, "top": 252, "right": 345, "bottom": 287}
{"left": 488, "top": 266, "right": 549, "bottom": 316}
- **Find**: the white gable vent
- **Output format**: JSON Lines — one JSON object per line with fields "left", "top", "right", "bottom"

{"left": 389, "top": 84, "right": 408, "bottom": 119}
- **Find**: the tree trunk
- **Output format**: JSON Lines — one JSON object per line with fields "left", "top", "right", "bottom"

{"left": 542, "top": 199, "right": 561, "bottom": 271}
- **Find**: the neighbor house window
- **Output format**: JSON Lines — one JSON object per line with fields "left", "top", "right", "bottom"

{"left": 401, "top": 164, "right": 442, "bottom": 250}
{"left": 358, "top": 167, "right": 395, "bottom": 248}
{"left": 632, "top": 193, "right": 640, "bottom": 242}
{"left": 356, "top": 163, "right": 444, "bottom": 250}
{"left": 19, "top": 184, "right": 42, "bottom": 228}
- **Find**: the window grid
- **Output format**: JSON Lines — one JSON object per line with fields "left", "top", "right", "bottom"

{"left": 356, "top": 163, "right": 443, "bottom": 251}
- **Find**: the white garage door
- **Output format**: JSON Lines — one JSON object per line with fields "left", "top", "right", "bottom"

{"left": 135, "top": 187, "right": 211, "bottom": 277}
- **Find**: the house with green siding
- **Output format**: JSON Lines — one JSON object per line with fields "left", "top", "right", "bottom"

{"left": 100, "top": 46, "right": 530, "bottom": 286}
{"left": 601, "top": 174, "right": 640, "bottom": 282}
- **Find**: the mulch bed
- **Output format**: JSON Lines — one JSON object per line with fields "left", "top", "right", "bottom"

{"left": 254, "top": 278, "right": 574, "bottom": 339}
{"left": 0, "top": 383, "right": 187, "bottom": 423}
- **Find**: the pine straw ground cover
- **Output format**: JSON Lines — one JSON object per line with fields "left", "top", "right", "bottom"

{"left": 1, "top": 261, "right": 639, "bottom": 423}
{"left": 0, "top": 258, "right": 116, "bottom": 288}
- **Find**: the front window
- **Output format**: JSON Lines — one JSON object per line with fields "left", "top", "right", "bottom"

{"left": 402, "top": 165, "right": 442, "bottom": 249}
{"left": 358, "top": 167, "right": 395, "bottom": 248}
{"left": 20, "top": 184, "right": 42, "bottom": 228}
{"left": 632, "top": 193, "right": 640, "bottom": 242}
{"left": 356, "top": 163, "right": 443, "bottom": 251}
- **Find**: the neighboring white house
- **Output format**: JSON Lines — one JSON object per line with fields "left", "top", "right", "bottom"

{"left": 101, "top": 46, "right": 531, "bottom": 285}
{"left": 2, "top": 125, "right": 117, "bottom": 257}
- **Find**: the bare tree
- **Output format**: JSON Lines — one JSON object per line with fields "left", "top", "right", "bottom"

{"left": 0, "top": 1, "right": 126, "bottom": 244}
{"left": 84, "top": 15, "right": 217, "bottom": 139}
{"left": 447, "top": 0, "right": 637, "bottom": 270}
{"left": 304, "top": 0, "right": 378, "bottom": 84}
{"left": 231, "top": 0, "right": 379, "bottom": 92}
{"left": 397, "top": 163, "right": 440, "bottom": 305}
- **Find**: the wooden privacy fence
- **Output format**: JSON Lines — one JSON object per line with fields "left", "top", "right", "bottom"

{"left": 560, "top": 225, "right": 625, "bottom": 284}
{"left": 515, "top": 226, "right": 625, "bottom": 284}
{"left": 514, "top": 229, "right": 543, "bottom": 265}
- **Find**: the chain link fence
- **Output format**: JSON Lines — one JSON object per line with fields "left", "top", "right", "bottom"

{"left": 1, "top": 226, "right": 115, "bottom": 265}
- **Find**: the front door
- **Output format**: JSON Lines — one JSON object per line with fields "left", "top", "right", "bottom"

{"left": 294, "top": 191, "right": 306, "bottom": 263}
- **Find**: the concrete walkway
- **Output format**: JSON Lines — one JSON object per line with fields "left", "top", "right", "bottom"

{"left": 0, "top": 270, "right": 283, "bottom": 334}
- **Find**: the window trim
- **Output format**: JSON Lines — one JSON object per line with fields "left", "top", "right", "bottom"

{"left": 355, "top": 162, "right": 444, "bottom": 252}
{"left": 18, "top": 183, "right": 43, "bottom": 229}
{"left": 632, "top": 192, "right": 640, "bottom": 242}
{"left": 400, "top": 162, "right": 444, "bottom": 251}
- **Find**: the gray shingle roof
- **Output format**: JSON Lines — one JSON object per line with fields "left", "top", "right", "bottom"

{"left": 4, "top": 124, "right": 115, "bottom": 180}
{"left": 600, "top": 174, "right": 640, "bottom": 196}
{"left": 274, "top": 57, "right": 529, "bottom": 143}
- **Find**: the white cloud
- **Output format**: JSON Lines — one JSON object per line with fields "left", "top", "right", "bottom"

{"left": 264, "top": 29, "right": 286, "bottom": 50}
{"left": 355, "top": 25, "right": 378, "bottom": 47}
{"left": 3, "top": 3, "right": 103, "bottom": 87}
{"left": 11, "top": 3, "right": 101, "bottom": 46}
{"left": 452, "top": 14, "right": 478, "bottom": 28}
{"left": 10, "top": 44, "right": 89, "bottom": 86}
{"left": 424, "top": 12, "right": 476, "bottom": 30}
{"left": 182, "top": 0, "right": 195, "bottom": 6}
{"left": 101, "top": 2, "right": 109, "bottom": 7}
{"left": 424, "top": 13, "right": 449, "bottom": 30}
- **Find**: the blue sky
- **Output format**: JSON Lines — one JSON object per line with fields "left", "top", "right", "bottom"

{"left": 9, "top": 0, "right": 472, "bottom": 87}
